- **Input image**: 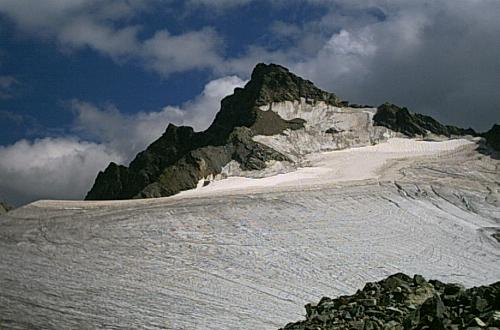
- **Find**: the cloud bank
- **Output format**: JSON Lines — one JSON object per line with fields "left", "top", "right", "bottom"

{"left": 0, "top": 138, "right": 123, "bottom": 204}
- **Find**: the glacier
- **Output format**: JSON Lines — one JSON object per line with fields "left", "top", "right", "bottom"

{"left": 0, "top": 132, "right": 498, "bottom": 329}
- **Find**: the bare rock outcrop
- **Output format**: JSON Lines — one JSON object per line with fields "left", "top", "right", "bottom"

{"left": 281, "top": 273, "right": 500, "bottom": 330}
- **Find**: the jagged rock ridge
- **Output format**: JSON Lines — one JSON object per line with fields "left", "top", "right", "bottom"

{"left": 86, "top": 63, "right": 341, "bottom": 200}
{"left": 373, "top": 103, "right": 500, "bottom": 153}
{"left": 373, "top": 103, "right": 477, "bottom": 138}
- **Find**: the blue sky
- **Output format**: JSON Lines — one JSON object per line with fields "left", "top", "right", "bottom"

{"left": 0, "top": 0, "right": 499, "bottom": 205}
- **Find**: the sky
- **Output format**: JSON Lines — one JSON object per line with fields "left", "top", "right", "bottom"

{"left": 0, "top": 0, "right": 499, "bottom": 206}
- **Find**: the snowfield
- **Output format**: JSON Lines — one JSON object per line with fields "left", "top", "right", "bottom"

{"left": 179, "top": 138, "right": 475, "bottom": 197}
{"left": 0, "top": 137, "right": 499, "bottom": 329}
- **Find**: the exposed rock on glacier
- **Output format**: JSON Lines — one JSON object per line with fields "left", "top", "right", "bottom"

{"left": 373, "top": 102, "right": 477, "bottom": 138}
{"left": 280, "top": 273, "right": 500, "bottom": 330}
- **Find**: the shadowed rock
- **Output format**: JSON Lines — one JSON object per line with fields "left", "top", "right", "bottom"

{"left": 280, "top": 273, "right": 500, "bottom": 330}
{"left": 482, "top": 124, "right": 500, "bottom": 151}
{"left": 373, "top": 103, "right": 477, "bottom": 138}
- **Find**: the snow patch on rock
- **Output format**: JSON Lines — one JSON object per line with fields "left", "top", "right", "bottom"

{"left": 256, "top": 99, "right": 397, "bottom": 163}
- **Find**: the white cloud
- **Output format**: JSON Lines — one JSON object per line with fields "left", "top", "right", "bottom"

{"left": 159, "top": 75, "right": 246, "bottom": 130}
{"left": 325, "top": 29, "right": 376, "bottom": 57}
{"left": 142, "top": 28, "right": 223, "bottom": 75}
{"left": 58, "top": 19, "right": 141, "bottom": 58}
{"left": 0, "top": 0, "right": 224, "bottom": 74}
{"left": 0, "top": 137, "right": 123, "bottom": 205}
{"left": 0, "top": 0, "right": 149, "bottom": 32}
{"left": 270, "top": 21, "right": 302, "bottom": 39}
{"left": 0, "top": 0, "right": 145, "bottom": 59}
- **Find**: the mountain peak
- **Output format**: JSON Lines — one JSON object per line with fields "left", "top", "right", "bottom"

{"left": 86, "top": 63, "right": 337, "bottom": 200}
{"left": 204, "top": 63, "right": 341, "bottom": 142}
{"left": 245, "top": 63, "right": 341, "bottom": 107}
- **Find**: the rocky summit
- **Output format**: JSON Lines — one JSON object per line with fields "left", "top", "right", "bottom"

{"left": 86, "top": 63, "right": 496, "bottom": 201}
{"left": 281, "top": 273, "right": 500, "bottom": 330}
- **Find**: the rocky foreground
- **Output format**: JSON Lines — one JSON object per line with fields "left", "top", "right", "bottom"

{"left": 281, "top": 273, "right": 500, "bottom": 330}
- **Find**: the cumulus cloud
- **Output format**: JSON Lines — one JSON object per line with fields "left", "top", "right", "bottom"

{"left": 160, "top": 75, "right": 246, "bottom": 130}
{"left": 0, "top": 0, "right": 144, "bottom": 60}
{"left": 142, "top": 28, "right": 223, "bottom": 75}
{"left": 0, "top": 0, "right": 224, "bottom": 74}
{"left": 0, "top": 75, "right": 244, "bottom": 206}
{"left": 0, "top": 137, "right": 123, "bottom": 206}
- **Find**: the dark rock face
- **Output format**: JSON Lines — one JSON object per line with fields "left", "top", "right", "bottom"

{"left": 280, "top": 273, "right": 500, "bottom": 330}
{"left": 373, "top": 103, "right": 476, "bottom": 138}
{"left": 0, "top": 201, "right": 11, "bottom": 214}
{"left": 86, "top": 124, "right": 204, "bottom": 200}
{"left": 86, "top": 63, "right": 333, "bottom": 200}
{"left": 135, "top": 127, "right": 290, "bottom": 199}
{"left": 482, "top": 124, "right": 500, "bottom": 151}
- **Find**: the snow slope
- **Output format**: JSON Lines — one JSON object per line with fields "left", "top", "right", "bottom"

{"left": 179, "top": 138, "right": 475, "bottom": 197}
{"left": 0, "top": 137, "right": 498, "bottom": 329}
